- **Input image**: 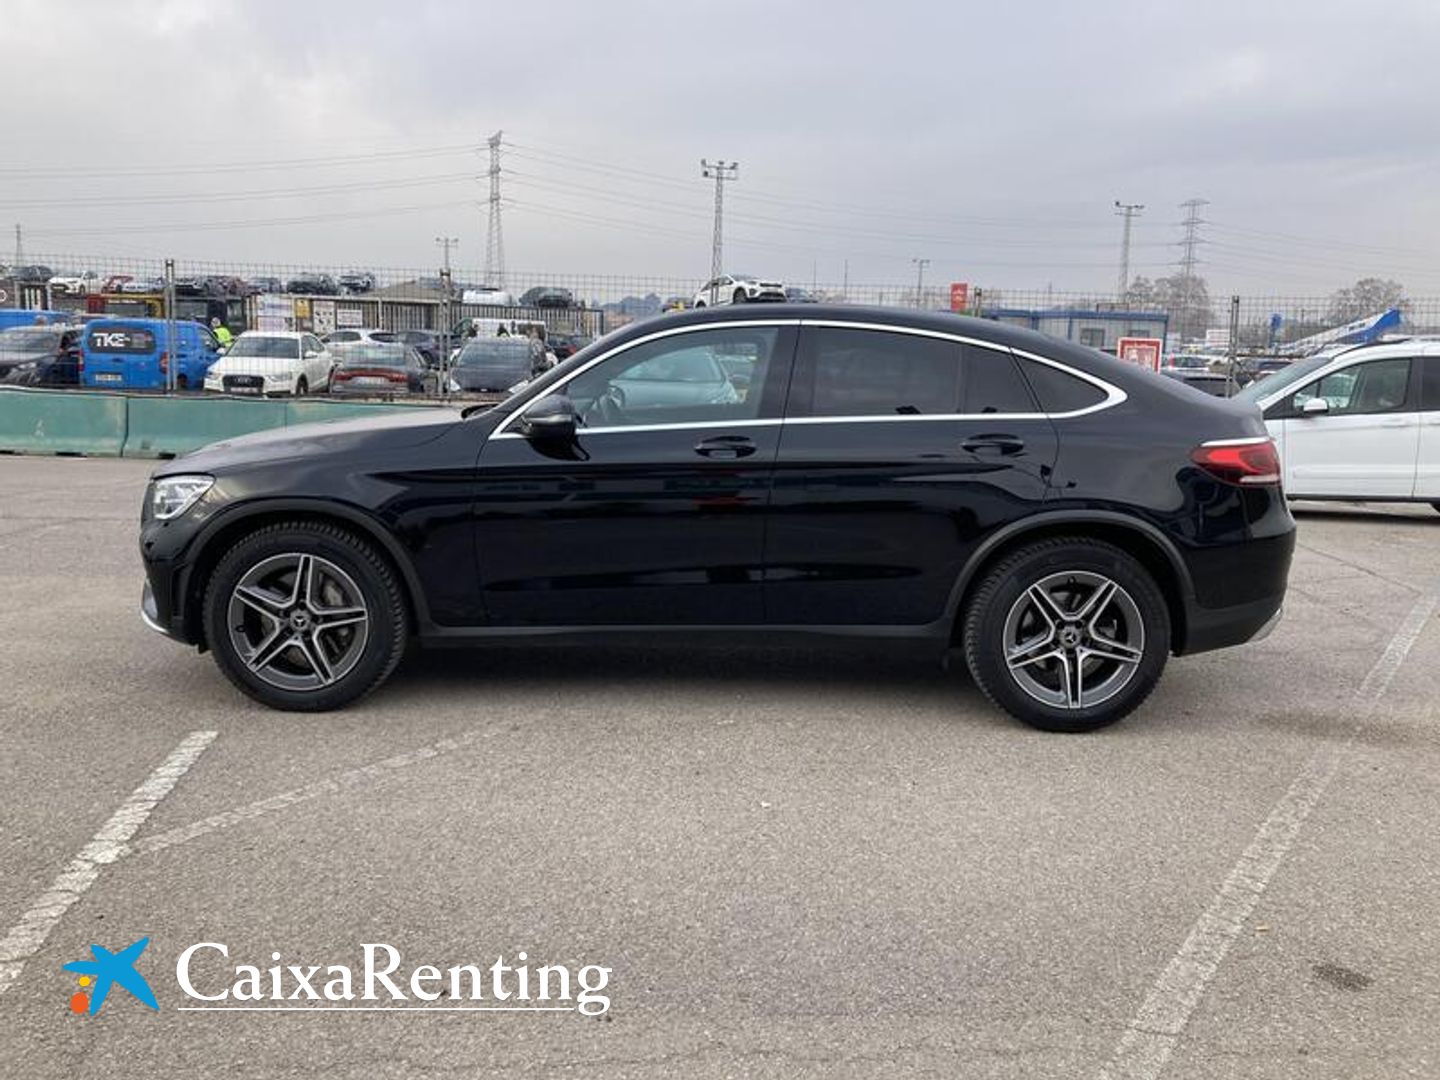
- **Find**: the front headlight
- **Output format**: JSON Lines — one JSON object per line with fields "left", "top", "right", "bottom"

{"left": 151, "top": 475, "right": 214, "bottom": 520}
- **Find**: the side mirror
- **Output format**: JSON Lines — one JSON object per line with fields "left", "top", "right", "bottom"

{"left": 521, "top": 394, "right": 577, "bottom": 442}
{"left": 1300, "top": 397, "right": 1329, "bottom": 416}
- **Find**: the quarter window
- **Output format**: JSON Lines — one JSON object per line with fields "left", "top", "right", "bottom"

{"left": 563, "top": 327, "right": 779, "bottom": 428}
{"left": 1015, "top": 357, "right": 1108, "bottom": 414}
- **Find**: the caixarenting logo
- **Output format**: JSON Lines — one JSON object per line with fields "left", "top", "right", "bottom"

{"left": 64, "top": 939, "right": 612, "bottom": 1016}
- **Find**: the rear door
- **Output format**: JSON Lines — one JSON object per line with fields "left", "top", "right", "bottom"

{"left": 85, "top": 323, "right": 160, "bottom": 388}
{"left": 1414, "top": 354, "right": 1440, "bottom": 499}
{"left": 1270, "top": 356, "right": 1419, "bottom": 497}
{"left": 765, "top": 323, "right": 1058, "bottom": 626}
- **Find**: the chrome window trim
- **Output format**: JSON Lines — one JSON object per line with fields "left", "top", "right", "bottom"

{"left": 493, "top": 316, "right": 1128, "bottom": 437}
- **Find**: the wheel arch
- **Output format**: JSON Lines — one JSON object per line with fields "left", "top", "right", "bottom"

{"left": 946, "top": 512, "right": 1194, "bottom": 653}
{"left": 178, "top": 498, "right": 430, "bottom": 649}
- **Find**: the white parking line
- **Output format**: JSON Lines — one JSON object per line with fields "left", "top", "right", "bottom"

{"left": 132, "top": 729, "right": 487, "bottom": 858}
{"left": 0, "top": 730, "right": 216, "bottom": 1000}
{"left": 1097, "top": 586, "right": 1440, "bottom": 1080}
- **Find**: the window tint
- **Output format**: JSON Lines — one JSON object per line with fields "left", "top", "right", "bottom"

{"left": 564, "top": 327, "right": 778, "bottom": 428}
{"left": 1285, "top": 358, "right": 1412, "bottom": 416}
{"left": 1420, "top": 356, "right": 1440, "bottom": 411}
{"left": 1016, "top": 357, "right": 1108, "bottom": 413}
{"left": 963, "top": 348, "right": 1036, "bottom": 414}
{"left": 303, "top": 335, "right": 323, "bottom": 354}
{"left": 328, "top": 331, "right": 360, "bottom": 342}
{"left": 806, "top": 328, "right": 959, "bottom": 416}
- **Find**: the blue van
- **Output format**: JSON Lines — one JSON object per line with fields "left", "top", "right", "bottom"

{"left": 81, "top": 319, "right": 220, "bottom": 390}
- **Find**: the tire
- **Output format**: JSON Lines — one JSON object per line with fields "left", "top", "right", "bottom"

{"left": 733, "top": 288, "right": 747, "bottom": 305}
{"left": 295, "top": 376, "right": 309, "bottom": 396}
{"left": 202, "top": 521, "right": 408, "bottom": 711}
{"left": 962, "top": 537, "right": 1169, "bottom": 733}
{"left": 1431, "top": 502, "right": 1440, "bottom": 514}
{"left": 694, "top": 299, "right": 706, "bottom": 308}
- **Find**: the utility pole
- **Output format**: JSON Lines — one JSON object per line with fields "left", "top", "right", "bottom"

{"left": 912, "top": 257, "right": 930, "bottom": 309}
{"left": 483, "top": 131, "right": 505, "bottom": 289}
{"left": 10, "top": 225, "right": 20, "bottom": 308}
{"left": 1176, "top": 197, "right": 1209, "bottom": 342}
{"left": 1114, "top": 200, "right": 1144, "bottom": 300}
{"left": 700, "top": 159, "right": 738, "bottom": 305}
{"left": 435, "top": 236, "right": 458, "bottom": 276}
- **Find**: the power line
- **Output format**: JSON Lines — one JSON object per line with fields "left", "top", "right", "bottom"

{"left": 0, "top": 143, "right": 480, "bottom": 180}
{"left": 700, "top": 159, "right": 738, "bottom": 304}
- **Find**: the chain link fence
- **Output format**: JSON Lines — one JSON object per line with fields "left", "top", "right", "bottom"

{"left": 5, "top": 253, "right": 1439, "bottom": 402}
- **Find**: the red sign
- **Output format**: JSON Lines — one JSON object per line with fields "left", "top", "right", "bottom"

{"left": 1116, "top": 337, "right": 1163, "bottom": 371}
{"left": 949, "top": 282, "right": 970, "bottom": 312}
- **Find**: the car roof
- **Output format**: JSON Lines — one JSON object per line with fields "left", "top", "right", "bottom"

{"left": 237, "top": 330, "right": 307, "bottom": 339}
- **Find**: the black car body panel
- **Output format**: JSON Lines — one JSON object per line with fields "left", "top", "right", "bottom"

{"left": 141, "top": 305, "right": 1293, "bottom": 660}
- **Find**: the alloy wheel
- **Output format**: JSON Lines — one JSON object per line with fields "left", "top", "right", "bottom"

{"left": 226, "top": 553, "right": 370, "bottom": 692}
{"left": 1001, "top": 570, "right": 1145, "bottom": 710}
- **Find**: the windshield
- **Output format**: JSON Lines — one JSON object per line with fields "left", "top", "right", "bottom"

{"left": 1233, "top": 353, "right": 1332, "bottom": 403}
{"left": 0, "top": 328, "right": 62, "bottom": 350}
{"left": 227, "top": 336, "right": 299, "bottom": 359}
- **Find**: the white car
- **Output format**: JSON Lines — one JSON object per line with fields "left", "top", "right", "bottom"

{"left": 692, "top": 273, "right": 785, "bottom": 307}
{"left": 48, "top": 271, "right": 101, "bottom": 296}
{"left": 462, "top": 287, "right": 516, "bottom": 306}
{"left": 322, "top": 328, "right": 395, "bottom": 346}
{"left": 203, "top": 331, "right": 335, "bottom": 396}
{"left": 1236, "top": 338, "right": 1440, "bottom": 509}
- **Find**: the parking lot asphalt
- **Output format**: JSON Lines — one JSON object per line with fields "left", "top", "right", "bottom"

{"left": 1, "top": 454, "right": 1437, "bottom": 1079}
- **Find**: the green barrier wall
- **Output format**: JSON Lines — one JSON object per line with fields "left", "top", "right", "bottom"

{"left": 124, "top": 396, "right": 290, "bottom": 458}
{"left": 0, "top": 389, "right": 443, "bottom": 459}
{"left": 0, "top": 388, "right": 128, "bottom": 456}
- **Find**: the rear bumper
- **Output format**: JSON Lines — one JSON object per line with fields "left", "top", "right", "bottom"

{"left": 1178, "top": 592, "right": 1284, "bottom": 655}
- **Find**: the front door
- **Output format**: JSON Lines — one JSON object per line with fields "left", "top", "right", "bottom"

{"left": 1270, "top": 356, "right": 1419, "bottom": 497}
{"left": 474, "top": 323, "right": 797, "bottom": 626}
{"left": 765, "top": 324, "right": 1059, "bottom": 626}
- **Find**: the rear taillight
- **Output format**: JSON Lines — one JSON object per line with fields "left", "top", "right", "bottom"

{"left": 388, "top": 371, "right": 406, "bottom": 383}
{"left": 1191, "top": 438, "right": 1282, "bottom": 486}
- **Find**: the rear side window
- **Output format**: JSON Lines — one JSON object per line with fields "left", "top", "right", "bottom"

{"left": 87, "top": 326, "right": 156, "bottom": 353}
{"left": 963, "top": 349, "right": 1037, "bottom": 414}
{"left": 1016, "top": 357, "right": 1107, "bottom": 414}
{"left": 1421, "top": 356, "right": 1440, "bottom": 411}
{"left": 805, "top": 328, "right": 959, "bottom": 416}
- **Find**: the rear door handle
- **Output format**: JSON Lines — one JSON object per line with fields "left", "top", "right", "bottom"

{"left": 694, "top": 435, "right": 757, "bottom": 459}
{"left": 961, "top": 433, "right": 1025, "bottom": 456}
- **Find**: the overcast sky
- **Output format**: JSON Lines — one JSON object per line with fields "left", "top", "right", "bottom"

{"left": 5, "top": 0, "right": 1440, "bottom": 298}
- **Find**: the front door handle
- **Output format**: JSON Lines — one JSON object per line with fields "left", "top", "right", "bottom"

{"left": 694, "top": 435, "right": 757, "bottom": 459}
{"left": 961, "top": 433, "right": 1025, "bottom": 456}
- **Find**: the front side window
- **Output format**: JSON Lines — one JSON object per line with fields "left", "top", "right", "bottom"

{"left": 1283, "top": 358, "right": 1412, "bottom": 417}
{"left": 563, "top": 327, "right": 778, "bottom": 428}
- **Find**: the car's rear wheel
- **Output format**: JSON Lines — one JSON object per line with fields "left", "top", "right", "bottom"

{"left": 963, "top": 538, "right": 1169, "bottom": 733}
{"left": 295, "top": 376, "right": 309, "bottom": 396}
{"left": 694, "top": 299, "right": 706, "bottom": 308}
{"left": 733, "top": 288, "right": 747, "bottom": 305}
{"left": 203, "top": 522, "right": 408, "bottom": 711}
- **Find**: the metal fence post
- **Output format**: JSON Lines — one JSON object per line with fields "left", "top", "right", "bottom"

{"left": 439, "top": 268, "right": 452, "bottom": 401}
{"left": 164, "top": 258, "right": 177, "bottom": 393}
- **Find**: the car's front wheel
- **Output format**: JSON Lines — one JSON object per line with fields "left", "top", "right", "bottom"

{"left": 203, "top": 522, "right": 408, "bottom": 710}
{"left": 733, "top": 288, "right": 747, "bottom": 305}
{"left": 963, "top": 538, "right": 1169, "bottom": 733}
